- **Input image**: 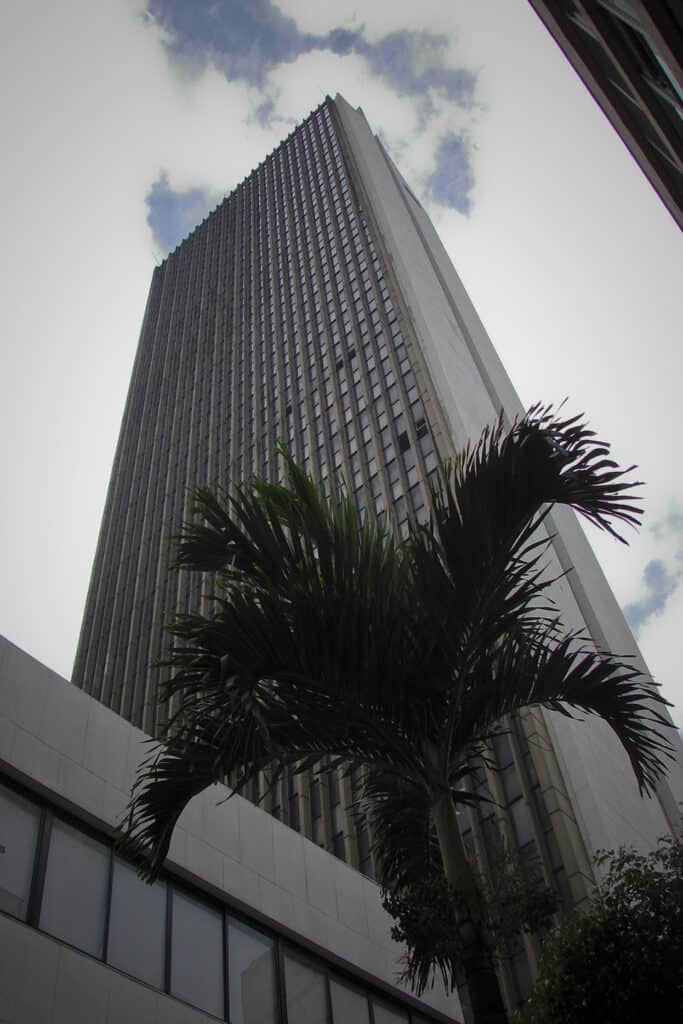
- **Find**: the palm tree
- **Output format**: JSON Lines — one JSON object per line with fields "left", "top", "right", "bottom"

{"left": 121, "top": 405, "right": 672, "bottom": 1024}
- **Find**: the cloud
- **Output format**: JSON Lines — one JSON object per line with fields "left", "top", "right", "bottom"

{"left": 651, "top": 504, "right": 683, "bottom": 542}
{"left": 424, "top": 131, "right": 475, "bottom": 214}
{"left": 148, "top": 1, "right": 475, "bottom": 103}
{"left": 624, "top": 559, "right": 682, "bottom": 635}
{"left": 147, "top": 0, "right": 315, "bottom": 86}
{"left": 624, "top": 502, "right": 683, "bottom": 636}
{"left": 146, "top": 173, "right": 224, "bottom": 254}
{"left": 355, "top": 31, "right": 475, "bottom": 106}
{"left": 145, "top": 1, "right": 479, "bottom": 213}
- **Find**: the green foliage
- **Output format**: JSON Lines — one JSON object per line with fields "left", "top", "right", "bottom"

{"left": 514, "top": 834, "right": 683, "bottom": 1024}
{"left": 383, "top": 849, "right": 559, "bottom": 995}
{"left": 121, "top": 408, "right": 670, "bottom": 879}
{"left": 118, "top": 405, "right": 673, "bottom": 1020}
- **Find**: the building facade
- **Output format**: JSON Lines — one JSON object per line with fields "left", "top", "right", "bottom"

{"left": 70, "top": 95, "right": 683, "bottom": 1009}
{"left": 0, "top": 634, "right": 456, "bottom": 1023}
{"left": 529, "top": 0, "right": 683, "bottom": 230}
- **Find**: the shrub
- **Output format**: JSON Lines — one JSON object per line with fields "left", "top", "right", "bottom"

{"left": 515, "top": 834, "right": 683, "bottom": 1023}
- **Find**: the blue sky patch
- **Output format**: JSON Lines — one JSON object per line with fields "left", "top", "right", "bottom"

{"left": 624, "top": 557, "right": 682, "bottom": 636}
{"left": 147, "top": 0, "right": 313, "bottom": 86}
{"left": 424, "top": 132, "right": 475, "bottom": 214}
{"left": 146, "top": 173, "right": 223, "bottom": 253}
{"left": 624, "top": 502, "right": 683, "bottom": 636}
{"left": 146, "top": 1, "right": 475, "bottom": 109}
{"left": 356, "top": 31, "right": 475, "bottom": 105}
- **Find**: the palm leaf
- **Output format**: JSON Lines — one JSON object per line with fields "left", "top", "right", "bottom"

{"left": 120, "top": 408, "right": 672, "bottom": 893}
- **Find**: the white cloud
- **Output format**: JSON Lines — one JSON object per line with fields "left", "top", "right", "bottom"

{"left": 268, "top": 49, "right": 421, "bottom": 147}
{"left": 637, "top": 584, "right": 683, "bottom": 725}
{"left": 272, "top": 0, "right": 362, "bottom": 36}
{"left": 274, "top": 0, "right": 460, "bottom": 40}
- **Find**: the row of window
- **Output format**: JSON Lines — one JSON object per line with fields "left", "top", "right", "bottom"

{"left": 78, "top": 98, "right": 440, "bottom": 739}
{"left": 0, "top": 778, "right": 441, "bottom": 1023}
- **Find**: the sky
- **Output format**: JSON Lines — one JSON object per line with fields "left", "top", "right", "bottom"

{"left": 1, "top": 1, "right": 682, "bottom": 723}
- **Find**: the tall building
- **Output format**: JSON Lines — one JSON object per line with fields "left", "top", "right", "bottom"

{"left": 70, "top": 94, "right": 682, "bottom": 1009}
{"left": 528, "top": 1, "right": 682, "bottom": 230}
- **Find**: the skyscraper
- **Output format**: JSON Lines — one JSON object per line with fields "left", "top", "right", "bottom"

{"left": 74, "top": 96, "right": 446, "bottom": 738}
{"left": 528, "top": 1, "right": 682, "bottom": 230}
{"left": 72, "top": 93, "right": 682, "bottom": 1004}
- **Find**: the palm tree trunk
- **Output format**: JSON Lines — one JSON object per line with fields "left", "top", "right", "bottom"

{"left": 432, "top": 792, "right": 509, "bottom": 1024}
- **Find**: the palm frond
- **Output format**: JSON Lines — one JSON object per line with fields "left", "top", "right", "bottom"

{"left": 122, "top": 411, "right": 671, "bottom": 903}
{"left": 455, "top": 623, "right": 673, "bottom": 794}
{"left": 408, "top": 404, "right": 642, "bottom": 706}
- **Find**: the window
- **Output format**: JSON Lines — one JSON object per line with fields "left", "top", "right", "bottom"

{"left": 39, "top": 819, "right": 110, "bottom": 957}
{"left": 509, "top": 798, "right": 535, "bottom": 848}
{"left": 108, "top": 856, "right": 167, "bottom": 988}
{"left": 228, "top": 918, "right": 277, "bottom": 1024}
{"left": 330, "top": 978, "right": 371, "bottom": 1023}
{"left": 0, "top": 782, "right": 40, "bottom": 920}
{"left": 373, "top": 1001, "right": 409, "bottom": 1023}
{"left": 171, "top": 889, "right": 224, "bottom": 1017}
{"left": 284, "top": 952, "right": 328, "bottom": 1024}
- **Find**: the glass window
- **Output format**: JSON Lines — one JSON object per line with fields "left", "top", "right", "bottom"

{"left": 107, "top": 857, "right": 166, "bottom": 988}
{"left": 0, "top": 783, "right": 40, "bottom": 920}
{"left": 329, "top": 978, "right": 371, "bottom": 1023}
{"left": 509, "top": 798, "right": 535, "bottom": 848}
{"left": 284, "top": 952, "right": 328, "bottom": 1024}
{"left": 39, "top": 819, "right": 110, "bottom": 957}
{"left": 373, "top": 1001, "right": 409, "bottom": 1023}
{"left": 501, "top": 765, "right": 522, "bottom": 804}
{"left": 171, "top": 889, "right": 224, "bottom": 1017}
{"left": 228, "top": 918, "right": 277, "bottom": 1024}
{"left": 492, "top": 731, "right": 514, "bottom": 768}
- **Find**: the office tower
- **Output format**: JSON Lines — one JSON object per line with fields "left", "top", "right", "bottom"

{"left": 72, "top": 94, "right": 682, "bottom": 1006}
{"left": 74, "top": 97, "right": 444, "bottom": 735}
{"left": 529, "top": 1, "right": 682, "bottom": 230}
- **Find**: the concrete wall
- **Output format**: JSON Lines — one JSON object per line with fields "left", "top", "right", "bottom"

{"left": 0, "top": 635, "right": 462, "bottom": 1023}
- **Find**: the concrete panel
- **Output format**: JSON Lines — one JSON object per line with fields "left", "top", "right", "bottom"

{"left": 238, "top": 797, "right": 275, "bottom": 881}
{"left": 334, "top": 857, "right": 370, "bottom": 937}
{"left": 11, "top": 727, "right": 60, "bottom": 791}
{"left": 155, "top": 991, "right": 216, "bottom": 1023}
{"left": 285, "top": 895, "right": 331, "bottom": 950}
{"left": 0, "top": 714, "right": 16, "bottom": 763}
{"left": 0, "top": 915, "right": 60, "bottom": 1023}
{"left": 0, "top": 640, "right": 49, "bottom": 737}
{"left": 222, "top": 854, "right": 261, "bottom": 912}
{"left": 34, "top": 674, "right": 89, "bottom": 765}
{"left": 177, "top": 790, "right": 204, "bottom": 837}
{"left": 56, "top": 755, "right": 106, "bottom": 820}
{"left": 52, "top": 944, "right": 111, "bottom": 1024}
{"left": 167, "top": 824, "right": 189, "bottom": 867}
{"left": 273, "top": 818, "right": 308, "bottom": 900}
{"left": 83, "top": 698, "right": 132, "bottom": 792}
{"left": 106, "top": 969, "right": 159, "bottom": 1024}
{"left": 185, "top": 833, "right": 223, "bottom": 891}
{"left": 258, "top": 875, "right": 297, "bottom": 930}
{"left": 125, "top": 730, "right": 154, "bottom": 797}
{"left": 302, "top": 837, "right": 338, "bottom": 919}
{"left": 103, "top": 781, "right": 129, "bottom": 829}
{"left": 199, "top": 784, "right": 240, "bottom": 863}
{"left": 364, "top": 887, "right": 394, "bottom": 949}
{"left": 326, "top": 915, "right": 374, "bottom": 967}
